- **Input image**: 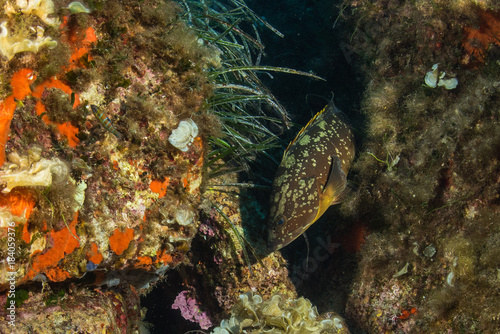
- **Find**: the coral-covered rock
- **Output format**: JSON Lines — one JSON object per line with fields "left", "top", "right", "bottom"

{"left": 335, "top": 1, "right": 500, "bottom": 333}
{"left": 0, "top": 0, "right": 216, "bottom": 291}
{"left": 0, "top": 285, "right": 143, "bottom": 333}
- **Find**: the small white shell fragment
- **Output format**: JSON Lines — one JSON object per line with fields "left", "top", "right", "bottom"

{"left": 67, "top": 1, "right": 92, "bottom": 14}
{"left": 393, "top": 262, "right": 410, "bottom": 278}
{"left": 73, "top": 181, "right": 87, "bottom": 212}
{"left": 424, "top": 63, "right": 439, "bottom": 88}
{"left": 446, "top": 270, "right": 455, "bottom": 286}
{"left": 333, "top": 317, "right": 344, "bottom": 329}
{"left": 423, "top": 244, "right": 437, "bottom": 258}
{"left": 175, "top": 208, "right": 194, "bottom": 226}
{"left": 29, "top": 233, "right": 46, "bottom": 255}
{"left": 438, "top": 77, "right": 458, "bottom": 90}
{"left": 168, "top": 119, "right": 199, "bottom": 152}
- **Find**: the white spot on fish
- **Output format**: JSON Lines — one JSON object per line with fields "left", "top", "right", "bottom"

{"left": 284, "top": 154, "right": 296, "bottom": 168}
{"left": 299, "top": 135, "right": 311, "bottom": 145}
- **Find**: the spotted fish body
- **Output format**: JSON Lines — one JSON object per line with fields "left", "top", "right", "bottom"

{"left": 267, "top": 101, "right": 355, "bottom": 251}
{"left": 90, "top": 105, "right": 122, "bottom": 139}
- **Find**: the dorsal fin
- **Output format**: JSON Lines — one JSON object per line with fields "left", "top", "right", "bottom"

{"left": 285, "top": 100, "right": 335, "bottom": 154}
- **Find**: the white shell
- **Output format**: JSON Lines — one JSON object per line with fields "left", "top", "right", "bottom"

{"left": 438, "top": 77, "right": 458, "bottom": 90}
{"left": 425, "top": 63, "right": 458, "bottom": 90}
{"left": 424, "top": 64, "right": 439, "bottom": 88}
{"left": 175, "top": 208, "right": 194, "bottom": 226}
{"left": 168, "top": 119, "right": 199, "bottom": 152}
{"left": 67, "top": 1, "right": 92, "bottom": 14}
{"left": 333, "top": 317, "right": 344, "bottom": 329}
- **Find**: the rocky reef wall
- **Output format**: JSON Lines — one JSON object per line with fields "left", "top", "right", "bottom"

{"left": 0, "top": 0, "right": 218, "bottom": 331}
{"left": 334, "top": 0, "right": 500, "bottom": 332}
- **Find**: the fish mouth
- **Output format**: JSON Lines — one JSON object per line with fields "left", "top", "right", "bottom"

{"left": 267, "top": 240, "right": 279, "bottom": 253}
{"left": 267, "top": 241, "right": 276, "bottom": 253}
{"left": 267, "top": 233, "right": 281, "bottom": 252}
{"left": 266, "top": 229, "right": 278, "bottom": 252}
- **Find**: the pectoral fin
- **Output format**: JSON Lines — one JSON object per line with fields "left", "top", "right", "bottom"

{"left": 317, "top": 156, "right": 347, "bottom": 217}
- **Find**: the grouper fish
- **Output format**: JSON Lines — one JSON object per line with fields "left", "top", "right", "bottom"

{"left": 267, "top": 100, "right": 355, "bottom": 251}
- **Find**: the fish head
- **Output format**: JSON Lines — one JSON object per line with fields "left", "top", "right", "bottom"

{"left": 267, "top": 215, "right": 287, "bottom": 252}
{"left": 267, "top": 177, "right": 320, "bottom": 252}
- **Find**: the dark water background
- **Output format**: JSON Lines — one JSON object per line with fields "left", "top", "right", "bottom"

{"left": 250, "top": 0, "right": 364, "bottom": 124}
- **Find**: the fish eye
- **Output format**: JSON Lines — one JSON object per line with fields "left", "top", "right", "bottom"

{"left": 277, "top": 216, "right": 286, "bottom": 225}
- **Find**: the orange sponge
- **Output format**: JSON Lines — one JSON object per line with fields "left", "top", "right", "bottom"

{"left": 109, "top": 228, "right": 135, "bottom": 256}
{"left": 30, "top": 212, "right": 80, "bottom": 276}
